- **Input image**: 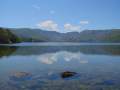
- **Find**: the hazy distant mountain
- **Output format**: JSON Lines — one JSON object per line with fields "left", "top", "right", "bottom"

{"left": 10, "top": 28, "right": 120, "bottom": 43}
{"left": 78, "top": 29, "right": 120, "bottom": 42}
{"left": 0, "top": 27, "right": 120, "bottom": 43}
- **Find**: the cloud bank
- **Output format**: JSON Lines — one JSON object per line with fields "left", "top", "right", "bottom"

{"left": 37, "top": 20, "right": 59, "bottom": 31}
{"left": 64, "top": 23, "right": 81, "bottom": 32}
{"left": 37, "top": 20, "right": 89, "bottom": 32}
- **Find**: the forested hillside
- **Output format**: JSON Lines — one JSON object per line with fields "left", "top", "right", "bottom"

{"left": 0, "top": 28, "right": 21, "bottom": 44}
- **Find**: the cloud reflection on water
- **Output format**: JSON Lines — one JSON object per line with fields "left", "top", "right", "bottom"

{"left": 37, "top": 51, "right": 88, "bottom": 64}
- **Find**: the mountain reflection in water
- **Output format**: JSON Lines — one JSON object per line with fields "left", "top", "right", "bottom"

{"left": 0, "top": 45, "right": 120, "bottom": 57}
{"left": 0, "top": 44, "right": 120, "bottom": 90}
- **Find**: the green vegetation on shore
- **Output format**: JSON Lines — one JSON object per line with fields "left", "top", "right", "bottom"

{"left": 0, "top": 28, "right": 21, "bottom": 44}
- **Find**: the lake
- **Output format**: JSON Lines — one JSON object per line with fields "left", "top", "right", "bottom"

{"left": 0, "top": 43, "right": 120, "bottom": 90}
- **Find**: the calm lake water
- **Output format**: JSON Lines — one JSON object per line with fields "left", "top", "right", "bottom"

{"left": 0, "top": 43, "right": 120, "bottom": 90}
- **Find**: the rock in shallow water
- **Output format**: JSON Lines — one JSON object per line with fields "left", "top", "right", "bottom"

{"left": 61, "top": 71, "right": 77, "bottom": 78}
{"left": 10, "top": 72, "right": 32, "bottom": 81}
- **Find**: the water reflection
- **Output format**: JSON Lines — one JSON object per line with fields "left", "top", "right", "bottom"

{"left": 0, "top": 44, "right": 120, "bottom": 90}
{"left": 37, "top": 51, "right": 88, "bottom": 64}
{"left": 0, "top": 45, "right": 120, "bottom": 57}
{"left": 0, "top": 46, "right": 17, "bottom": 57}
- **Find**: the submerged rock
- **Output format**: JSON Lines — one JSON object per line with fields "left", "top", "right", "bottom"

{"left": 10, "top": 72, "right": 32, "bottom": 81}
{"left": 61, "top": 71, "right": 77, "bottom": 78}
{"left": 103, "top": 80, "right": 115, "bottom": 85}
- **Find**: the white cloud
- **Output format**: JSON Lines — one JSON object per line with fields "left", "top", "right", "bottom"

{"left": 36, "top": 20, "right": 89, "bottom": 32}
{"left": 64, "top": 23, "right": 81, "bottom": 31}
{"left": 80, "top": 20, "right": 89, "bottom": 25}
{"left": 32, "top": 5, "right": 41, "bottom": 10}
{"left": 37, "top": 20, "right": 59, "bottom": 31}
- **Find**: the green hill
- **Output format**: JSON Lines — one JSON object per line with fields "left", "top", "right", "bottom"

{"left": 0, "top": 28, "right": 21, "bottom": 44}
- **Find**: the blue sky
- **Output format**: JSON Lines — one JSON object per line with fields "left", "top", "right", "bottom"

{"left": 0, "top": 0, "right": 120, "bottom": 32}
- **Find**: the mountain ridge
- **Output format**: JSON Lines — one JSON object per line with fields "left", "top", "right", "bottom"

{"left": 0, "top": 27, "right": 120, "bottom": 43}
